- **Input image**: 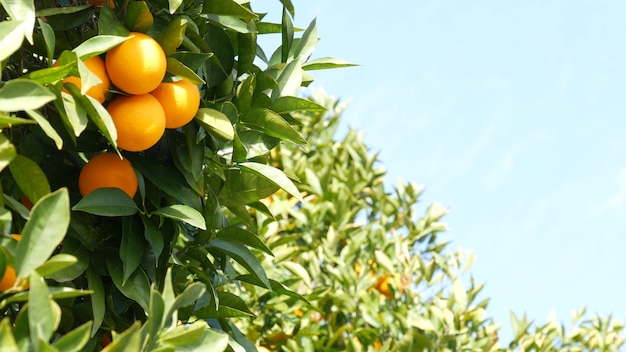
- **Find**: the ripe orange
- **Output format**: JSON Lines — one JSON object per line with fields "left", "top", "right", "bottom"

{"left": 11, "top": 234, "right": 21, "bottom": 241}
{"left": 106, "top": 94, "right": 166, "bottom": 152}
{"left": 20, "top": 196, "right": 32, "bottom": 210}
{"left": 62, "top": 56, "right": 110, "bottom": 103}
{"left": 99, "top": 333, "right": 111, "bottom": 347}
{"left": 78, "top": 153, "right": 138, "bottom": 198}
{"left": 373, "top": 274, "right": 402, "bottom": 299}
{"left": 105, "top": 32, "right": 167, "bottom": 95}
{"left": 150, "top": 79, "right": 201, "bottom": 129}
{"left": 0, "top": 266, "right": 18, "bottom": 292}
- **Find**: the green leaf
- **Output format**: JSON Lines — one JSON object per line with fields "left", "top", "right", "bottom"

{"left": 28, "top": 271, "right": 59, "bottom": 345}
{"left": 46, "top": 237, "right": 89, "bottom": 282}
{"left": 25, "top": 109, "right": 63, "bottom": 149}
{"left": 59, "top": 92, "right": 88, "bottom": 137}
{"left": 238, "top": 162, "right": 302, "bottom": 202}
{"left": 128, "top": 156, "right": 199, "bottom": 208}
{"left": 201, "top": 25, "right": 234, "bottom": 87}
{"left": 35, "top": 254, "right": 77, "bottom": 278}
{"left": 0, "top": 79, "right": 55, "bottom": 112}
{"left": 195, "top": 108, "right": 234, "bottom": 141}
{"left": 125, "top": 1, "right": 153, "bottom": 33}
{"left": 166, "top": 282, "right": 205, "bottom": 319}
{"left": 52, "top": 321, "right": 92, "bottom": 352}
{"left": 102, "top": 321, "right": 142, "bottom": 352}
{"left": 215, "top": 226, "right": 273, "bottom": 256}
{"left": 293, "top": 18, "right": 318, "bottom": 63}
{"left": 271, "top": 60, "right": 302, "bottom": 100}
{"left": 87, "top": 268, "right": 105, "bottom": 337}
{"left": 202, "top": 0, "right": 258, "bottom": 21}
{"left": 73, "top": 35, "right": 128, "bottom": 59}
{"left": 0, "top": 20, "right": 25, "bottom": 62}
{"left": 107, "top": 258, "right": 150, "bottom": 312}
{"left": 153, "top": 204, "right": 206, "bottom": 230}
{"left": 156, "top": 17, "right": 187, "bottom": 56}
{"left": 166, "top": 57, "right": 205, "bottom": 84}
{"left": 237, "top": 275, "right": 309, "bottom": 304}
{"left": 208, "top": 239, "right": 270, "bottom": 289}
{"left": 72, "top": 188, "right": 138, "bottom": 217}
{"left": 196, "top": 291, "right": 254, "bottom": 318}
{"left": 241, "top": 108, "right": 305, "bottom": 145}
{"left": 65, "top": 85, "right": 118, "bottom": 149}
{"left": 98, "top": 6, "right": 129, "bottom": 36}
{"left": 35, "top": 5, "right": 91, "bottom": 17}
{"left": 0, "top": 113, "right": 36, "bottom": 128}
{"left": 38, "top": 19, "right": 54, "bottom": 63}
{"left": 15, "top": 188, "right": 70, "bottom": 279}
{"left": 1, "top": 0, "right": 35, "bottom": 44}
{"left": 271, "top": 96, "right": 326, "bottom": 114}
{"left": 0, "top": 317, "right": 19, "bottom": 351}
{"left": 141, "top": 215, "right": 164, "bottom": 260}
{"left": 237, "top": 31, "right": 256, "bottom": 75}
{"left": 303, "top": 57, "right": 358, "bottom": 70}
{"left": 120, "top": 216, "right": 144, "bottom": 284}
{"left": 281, "top": 7, "right": 294, "bottom": 63}
{"left": 0, "top": 287, "right": 92, "bottom": 308}
{"left": 9, "top": 154, "right": 50, "bottom": 204}
{"left": 167, "top": 0, "right": 183, "bottom": 14}
{"left": 0, "top": 134, "right": 16, "bottom": 173}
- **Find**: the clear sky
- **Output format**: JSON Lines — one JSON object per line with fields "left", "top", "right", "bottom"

{"left": 258, "top": 0, "right": 626, "bottom": 341}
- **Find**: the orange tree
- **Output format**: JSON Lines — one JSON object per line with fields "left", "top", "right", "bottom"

{"left": 0, "top": 0, "right": 353, "bottom": 350}
{"left": 237, "top": 91, "right": 626, "bottom": 351}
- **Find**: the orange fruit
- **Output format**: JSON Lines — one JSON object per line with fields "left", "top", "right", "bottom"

{"left": 78, "top": 153, "right": 138, "bottom": 198}
{"left": 11, "top": 234, "right": 21, "bottom": 241}
{"left": 373, "top": 274, "right": 402, "bottom": 299}
{"left": 105, "top": 32, "right": 166, "bottom": 95}
{"left": 0, "top": 266, "right": 18, "bottom": 292}
{"left": 99, "top": 333, "right": 111, "bottom": 347}
{"left": 106, "top": 94, "right": 166, "bottom": 152}
{"left": 62, "top": 56, "right": 110, "bottom": 103}
{"left": 88, "top": 0, "right": 115, "bottom": 9}
{"left": 150, "top": 79, "right": 201, "bottom": 129}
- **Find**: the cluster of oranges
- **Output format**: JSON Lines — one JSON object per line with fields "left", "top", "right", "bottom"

{"left": 69, "top": 32, "right": 201, "bottom": 199}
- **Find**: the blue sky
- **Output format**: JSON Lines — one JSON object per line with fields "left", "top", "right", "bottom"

{"left": 259, "top": 0, "right": 626, "bottom": 341}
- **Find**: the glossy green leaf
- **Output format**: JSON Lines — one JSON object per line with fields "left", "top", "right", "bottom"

{"left": 156, "top": 17, "right": 187, "bottom": 56}
{"left": 87, "top": 268, "right": 105, "bottom": 337}
{"left": 107, "top": 258, "right": 150, "bottom": 312}
{"left": 0, "top": 79, "right": 55, "bottom": 112}
{"left": 9, "top": 152, "right": 51, "bottom": 204}
{"left": 38, "top": 19, "right": 54, "bottom": 63}
{"left": 238, "top": 162, "right": 302, "bottom": 201}
{"left": 72, "top": 188, "right": 138, "bottom": 217}
{"left": 141, "top": 215, "right": 164, "bottom": 260}
{"left": 0, "top": 134, "right": 16, "bottom": 173}
{"left": 65, "top": 85, "right": 118, "bottom": 150}
{"left": 153, "top": 204, "right": 206, "bottom": 230}
{"left": 35, "top": 254, "right": 77, "bottom": 278}
{"left": 215, "top": 226, "right": 273, "bottom": 256}
{"left": 28, "top": 271, "right": 59, "bottom": 345}
{"left": 120, "top": 216, "right": 144, "bottom": 283}
{"left": 98, "top": 5, "right": 129, "bottom": 36}
{"left": 167, "top": 0, "right": 183, "bottom": 14}
{"left": 166, "top": 57, "right": 205, "bottom": 84}
{"left": 271, "top": 96, "right": 326, "bottom": 114}
{"left": 125, "top": 1, "right": 153, "bottom": 33}
{"left": 281, "top": 7, "right": 294, "bottom": 63}
{"left": 302, "top": 56, "right": 358, "bottom": 70}
{"left": 25, "top": 109, "right": 63, "bottom": 149}
{"left": 0, "top": 318, "right": 18, "bottom": 351}
{"left": 208, "top": 239, "right": 270, "bottom": 289}
{"left": 72, "top": 35, "right": 129, "bottom": 59}
{"left": 237, "top": 275, "right": 309, "bottom": 303}
{"left": 52, "top": 321, "right": 92, "bottom": 352}
{"left": 271, "top": 60, "right": 302, "bottom": 100}
{"left": 241, "top": 108, "right": 305, "bottom": 145}
{"left": 14, "top": 188, "right": 69, "bottom": 279}
{"left": 102, "top": 321, "right": 142, "bottom": 352}
{"left": 202, "top": 0, "right": 257, "bottom": 21}
{"left": 196, "top": 291, "right": 254, "bottom": 318}
{"left": 0, "top": 113, "right": 36, "bottom": 128}
{"left": 195, "top": 108, "right": 234, "bottom": 141}
{"left": 0, "top": 20, "right": 25, "bottom": 62}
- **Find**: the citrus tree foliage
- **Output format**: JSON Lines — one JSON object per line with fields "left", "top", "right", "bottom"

{"left": 237, "top": 91, "right": 626, "bottom": 352}
{"left": 0, "top": 0, "right": 353, "bottom": 350}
